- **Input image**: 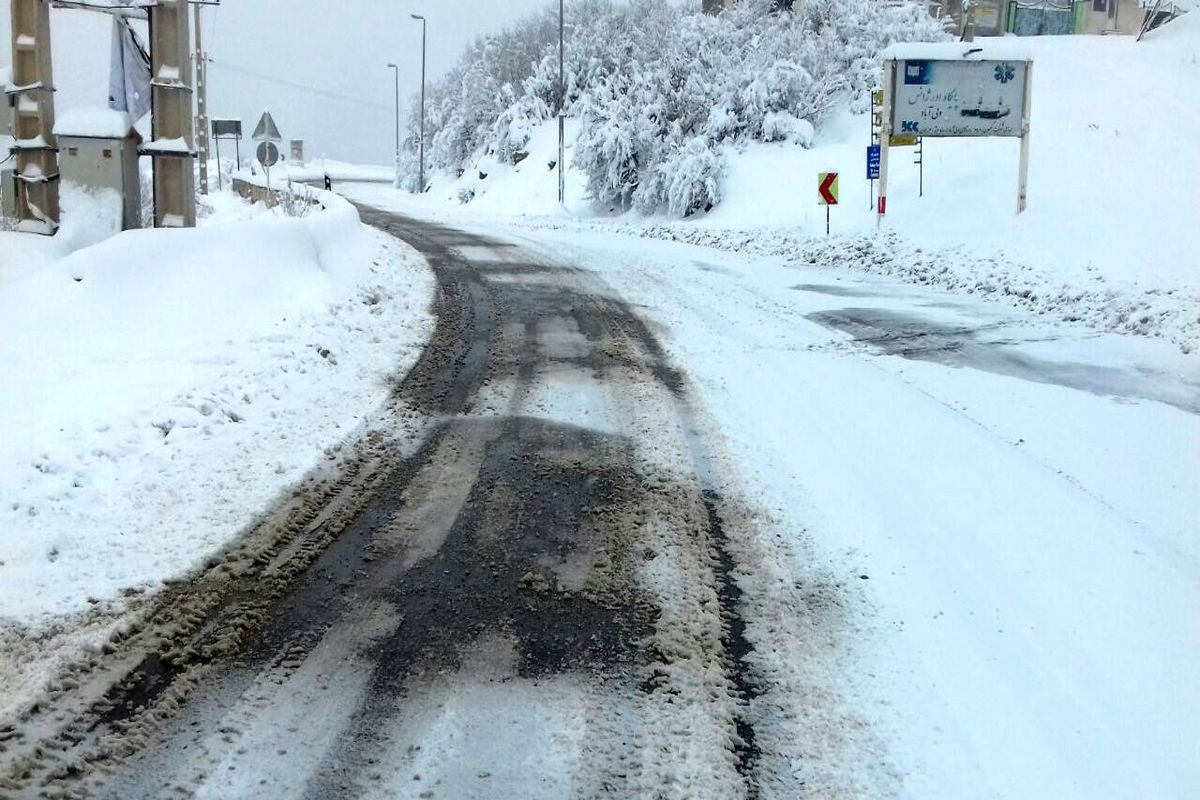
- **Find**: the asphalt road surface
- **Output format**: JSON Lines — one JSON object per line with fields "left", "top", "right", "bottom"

{"left": 0, "top": 209, "right": 801, "bottom": 799}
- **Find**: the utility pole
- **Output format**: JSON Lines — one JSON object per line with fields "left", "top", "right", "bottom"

{"left": 147, "top": 0, "right": 196, "bottom": 227}
{"left": 558, "top": 0, "right": 565, "bottom": 205}
{"left": 387, "top": 63, "right": 400, "bottom": 189}
{"left": 194, "top": 1, "right": 209, "bottom": 195}
{"left": 410, "top": 14, "right": 426, "bottom": 195}
{"left": 8, "top": 0, "right": 60, "bottom": 234}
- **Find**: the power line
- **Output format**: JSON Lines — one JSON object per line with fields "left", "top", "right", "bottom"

{"left": 205, "top": 57, "right": 391, "bottom": 112}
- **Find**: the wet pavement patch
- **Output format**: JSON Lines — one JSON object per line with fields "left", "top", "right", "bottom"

{"left": 791, "top": 283, "right": 883, "bottom": 298}
{"left": 810, "top": 307, "right": 1200, "bottom": 414}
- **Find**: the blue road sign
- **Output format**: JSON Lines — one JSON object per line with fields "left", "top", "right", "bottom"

{"left": 867, "top": 144, "right": 881, "bottom": 180}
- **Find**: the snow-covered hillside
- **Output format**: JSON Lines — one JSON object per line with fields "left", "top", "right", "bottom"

{"left": 381, "top": 14, "right": 1200, "bottom": 351}
{"left": 394, "top": 0, "right": 947, "bottom": 206}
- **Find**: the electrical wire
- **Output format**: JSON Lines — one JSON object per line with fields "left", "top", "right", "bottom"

{"left": 205, "top": 58, "right": 391, "bottom": 112}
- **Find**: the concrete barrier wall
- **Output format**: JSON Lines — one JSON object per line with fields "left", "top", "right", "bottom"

{"left": 231, "top": 177, "right": 282, "bottom": 208}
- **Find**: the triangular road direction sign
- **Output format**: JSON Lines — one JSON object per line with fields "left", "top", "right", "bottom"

{"left": 252, "top": 111, "right": 282, "bottom": 143}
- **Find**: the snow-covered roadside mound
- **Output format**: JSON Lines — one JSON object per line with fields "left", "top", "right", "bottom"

{"left": 0, "top": 182, "right": 126, "bottom": 268}
{"left": 608, "top": 224, "right": 1200, "bottom": 351}
{"left": 0, "top": 192, "right": 434, "bottom": 631}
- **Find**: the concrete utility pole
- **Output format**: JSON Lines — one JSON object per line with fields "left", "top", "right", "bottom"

{"left": 558, "top": 0, "right": 565, "bottom": 205}
{"left": 147, "top": 0, "right": 197, "bottom": 227}
{"left": 194, "top": 1, "right": 209, "bottom": 195}
{"left": 387, "top": 62, "right": 400, "bottom": 189}
{"left": 411, "top": 13, "right": 426, "bottom": 194}
{"left": 8, "top": 0, "right": 60, "bottom": 234}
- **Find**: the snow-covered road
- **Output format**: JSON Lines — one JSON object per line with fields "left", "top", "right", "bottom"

{"left": 4, "top": 204, "right": 1195, "bottom": 799}
{"left": 490, "top": 222, "right": 1199, "bottom": 799}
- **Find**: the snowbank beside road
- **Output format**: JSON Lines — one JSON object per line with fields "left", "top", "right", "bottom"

{"left": 0, "top": 191, "right": 434, "bottom": 632}
{"left": 0, "top": 182, "right": 125, "bottom": 268}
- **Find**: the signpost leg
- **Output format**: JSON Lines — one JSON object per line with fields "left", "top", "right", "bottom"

{"left": 214, "top": 136, "right": 222, "bottom": 191}
{"left": 1017, "top": 61, "right": 1033, "bottom": 215}
{"left": 877, "top": 61, "right": 895, "bottom": 229}
{"left": 826, "top": 205, "right": 830, "bottom": 236}
{"left": 918, "top": 138, "right": 924, "bottom": 198}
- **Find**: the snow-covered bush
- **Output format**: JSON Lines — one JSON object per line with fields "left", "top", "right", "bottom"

{"left": 762, "top": 111, "right": 815, "bottom": 146}
{"left": 399, "top": 0, "right": 947, "bottom": 215}
{"left": 661, "top": 136, "right": 724, "bottom": 217}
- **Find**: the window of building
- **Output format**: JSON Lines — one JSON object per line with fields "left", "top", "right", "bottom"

{"left": 1093, "top": 0, "right": 1108, "bottom": 11}
{"left": 103, "top": 149, "right": 113, "bottom": 159}
{"left": 67, "top": 147, "right": 78, "bottom": 157}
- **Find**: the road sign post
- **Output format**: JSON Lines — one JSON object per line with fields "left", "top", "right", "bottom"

{"left": 867, "top": 145, "right": 881, "bottom": 181}
{"left": 252, "top": 111, "right": 283, "bottom": 195}
{"left": 256, "top": 142, "right": 280, "bottom": 193}
{"left": 818, "top": 171, "right": 839, "bottom": 235}
{"left": 252, "top": 111, "right": 282, "bottom": 145}
{"left": 1018, "top": 62, "right": 1033, "bottom": 214}
{"left": 211, "top": 119, "right": 243, "bottom": 191}
{"left": 916, "top": 137, "right": 924, "bottom": 197}
{"left": 878, "top": 60, "right": 895, "bottom": 228}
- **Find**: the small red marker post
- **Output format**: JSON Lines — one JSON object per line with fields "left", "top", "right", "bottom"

{"left": 818, "top": 172, "right": 839, "bottom": 235}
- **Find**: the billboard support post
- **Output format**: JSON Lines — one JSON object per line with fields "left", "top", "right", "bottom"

{"left": 1017, "top": 60, "right": 1032, "bottom": 214}
{"left": 877, "top": 60, "right": 895, "bottom": 228}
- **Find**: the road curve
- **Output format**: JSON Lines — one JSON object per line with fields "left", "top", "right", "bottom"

{"left": 1, "top": 209, "right": 778, "bottom": 800}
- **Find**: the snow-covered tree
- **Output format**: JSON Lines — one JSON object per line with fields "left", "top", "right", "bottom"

{"left": 400, "top": 0, "right": 948, "bottom": 215}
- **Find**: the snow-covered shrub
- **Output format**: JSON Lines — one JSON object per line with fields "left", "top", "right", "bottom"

{"left": 492, "top": 91, "right": 551, "bottom": 164}
{"left": 762, "top": 111, "right": 815, "bottom": 146}
{"left": 662, "top": 136, "right": 723, "bottom": 217}
{"left": 399, "top": 0, "right": 948, "bottom": 215}
{"left": 277, "top": 183, "right": 317, "bottom": 218}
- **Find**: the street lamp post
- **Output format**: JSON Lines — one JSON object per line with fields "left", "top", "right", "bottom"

{"left": 411, "top": 14, "right": 427, "bottom": 195}
{"left": 558, "top": 0, "right": 565, "bottom": 205}
{"left": 386, "top": 63, "right": 400, "bottom": 189}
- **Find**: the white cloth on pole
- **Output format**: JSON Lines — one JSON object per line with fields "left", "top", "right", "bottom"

{"left": 108, "top": 18, "right": 152, "bottom": 122}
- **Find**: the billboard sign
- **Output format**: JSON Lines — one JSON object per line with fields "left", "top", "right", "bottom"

{"left": 211, "top": 119, "right": 242, "bottom": 138}
{"left": 891, "top": 59, "right": 1028, "bottom": 138}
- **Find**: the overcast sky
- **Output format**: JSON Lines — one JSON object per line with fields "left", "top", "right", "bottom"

{"left": 3, "top": 0, "right": 661, "bottom": 163}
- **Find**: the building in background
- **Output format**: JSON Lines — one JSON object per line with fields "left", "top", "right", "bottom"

{"left": 951, "top": 0, "right": 1193, "bottom": 35}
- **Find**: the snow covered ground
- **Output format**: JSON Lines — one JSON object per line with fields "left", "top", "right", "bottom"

{"left": 1, "top": 6, "right": 1193, "bottom": 795}
{"left": 344, "top": 184, "right": 1198, "bottom": 797}
{"left": 383, "top": 17, "right": 1200, "bottom": 352}
{"left": 0, "top": 188, "right": 434, "bottom": 713}
{"left": 335, "top": 23, "right": 1200, "bottom": 792}
{"left": 561, "top": 231, "right": 1199, "bottom": 800}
